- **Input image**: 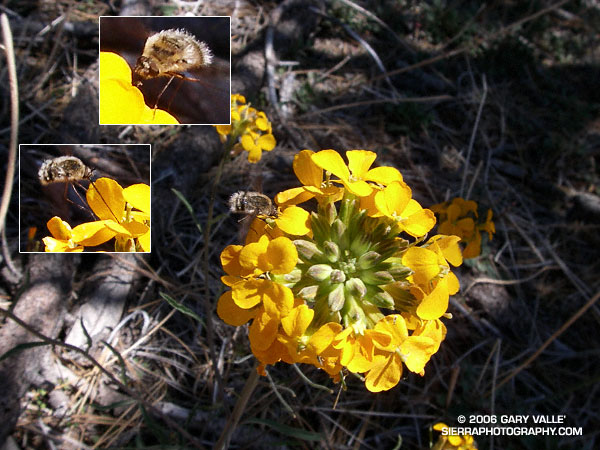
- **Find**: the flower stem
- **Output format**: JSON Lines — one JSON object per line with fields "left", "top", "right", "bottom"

{"left": 214, "top": 363, "right": 260, "bottom": 450}
{"left": 202, "top": 139, "right": 233, "bottom": 401}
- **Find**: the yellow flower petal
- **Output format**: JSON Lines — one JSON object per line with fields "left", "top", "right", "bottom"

{"left": 221, "top": 245, "right": 245, "bottom": 276}
{"left": 364, "top": 166, "right": 403, "bottom": 185}
{"left": 239, "top": 235, "right": 269, "bottom": 272}
{"left": 248, "top": 310, "right": 279, "bottom": 351}
{"left": 257, "top": 133, "right": 276, "bottom": 151}
{"left": 293, "top": 150, "right": 321, "bottom": 187}
{"left": 416, "top": 277, "right": 450, "bottom": 320}
{"left": 231, "top": 278, "right": 266, "bottom": 309}
{"left": 429, "top": 235, "right": 463, "bottom": 267}
{"left": 137, "top": 230, "right": 151, "bottom": 252}
{"left": 374, "top": 181, "right": 411, "bottom": 217}
{"left": 139, "top": 105, "right": 180, "bottom": 125}
{"left": 100, "top": 52, "right": 131, "bottom": 81}
{"left": 402, "top": 247, "right": 440, "bottom": 286}
{"left": 261, "top": 282, "right": 294, "bottom": 318}
{"left": 71, "top": 220, "right": 117, "bottom": 247}
{"left": 307, "top": 322, "right": 343, "bottom": 355}
{"left": 275, "top": 206, "right": 310, "bottom": 236}
{"left": 400, "top": 336, "right": 435, "bottom": 374}
{"left": 266, "top": 236, "right": 299, "bottom": 274}
{"left": 100, "top": 79, "right": 145, "bottom": 125}
{"left": 365, "top": 352, "right": 402, "bottom": 392}
{"left": 346, "top": 150, "right": 376, "bottom": 178}
{"left": 111, "top": 220, "right": 149, "bottom": 238}
{"left": 433, "top": 422, "right": 448, "bottom": 431}
{"left": 217, "top": 291, "right": 257, "bottom": 326}
{"left": 123, "top": 183, "right": 150, "bottom": 213}
{"left": 99, "top": 52, "right": 178, "bottom": 125}
{"left": 402, "top": 206, "right": 436, "bottom": 238}
{"left": 311, "top": 150, "right": 350, "bottom": 182}
{"left": 46, "top": 216, "right": 72, "bottom": 241}
{"left": 373, "top": 315, "right": 409, "bottom": 349}
{"left": 275, "top": 187, "right": 315, "bottom": 207}
{"left": 240, "top": 134, "right": 257, "bottom": 152}
{"left": 87, "top": 177, "right": 125, "bottom": 222}
{"left": 281, "top": 304, "right": 314, "bottom": 338}
{"left": 42, "top": 236, "right": 83, "bottom": 252}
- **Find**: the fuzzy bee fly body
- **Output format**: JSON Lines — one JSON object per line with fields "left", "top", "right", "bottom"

{"left": 133, "top": 28, "right": 213, "bottom": 86}
{"left": 229, "top": 191, "right": 278, "bottom": 218}
{"left": 38, "top": 156, "right": 93, "bottom": 186}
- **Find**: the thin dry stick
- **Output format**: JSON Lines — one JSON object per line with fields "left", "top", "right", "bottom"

{"left": 494, "top": 289, "right": 600, "bottom": 392}
{"left": 298, "top": 95, "right": 453, "bottom": 118}
{"left": 460, "top": 75, "right": 487, "bottom": 198}
{"left": 489, "top": 339, "right": 501, "bottom": 450}
{"left": 0, "top": 14, "right": 18, "bottom": 236}
{"left": 214, "top": 363, "right": 260, "bottom": 450}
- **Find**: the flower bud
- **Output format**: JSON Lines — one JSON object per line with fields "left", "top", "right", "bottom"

{"left": 357, "top": 251, "right": 381, "bottom": 270}
{"left": 283, "top": 268, "right": 302, "bottom": 283}
{"left": 370, "top": 290, "right": 395, "bottom": 309}
{"left": 388, "top": 265, "right": 412, "bottom": 281}
{"left": 328, "top": 283, "right": 346, "bottom": 311}
{"left": 298, "top": 285, "right": 318, "bottom": 301}
{"left": 294, "top": 239, "right": 323, "bottom": 261}
{"left": 323, "top": 240, "right": 340, "bottom": 263}
{"left": 307, "top": 264, "right": 333, "bottom": 281}
{"left": 330, "top": 269, "right": 346, "bottom": 283}
{"left": 362, "top": 270, "right": 394, "bottom": 285}
{"left": 346, "top": 277, "right": 367, "bottom": 298}
{"left": 325, "top": 201, "right": 337, "bottom": 225}
{"left": 332, "top": 219, "right": 346, "bottom": 237}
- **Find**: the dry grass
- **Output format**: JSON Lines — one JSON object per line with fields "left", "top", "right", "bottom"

{"left": 1, "top": 0, "right": 599, "bottom": 449}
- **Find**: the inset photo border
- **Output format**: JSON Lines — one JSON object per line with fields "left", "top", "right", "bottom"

{"left": 19, "top": 144, "right": 151, "bottom": 253}
{"left": 99, "top": 16, "right": 231, "bottom": 126}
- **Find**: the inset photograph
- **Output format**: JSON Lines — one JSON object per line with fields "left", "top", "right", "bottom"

{"left": 99, "top": 16, "right": 231, "bottom": 125}
{"left": 20, "top": 144, "right": 151, "bottom": 253}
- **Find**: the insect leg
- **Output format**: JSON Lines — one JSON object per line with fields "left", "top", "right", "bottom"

{"left": 152, "top": 75, "right": 178, "bottom": 118}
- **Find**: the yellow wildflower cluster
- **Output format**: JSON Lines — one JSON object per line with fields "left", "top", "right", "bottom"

{"left": 431, "top": 197, "right": 495, "bottom": 258}
{"left": 42, "top": 178, "right": 150, "bottom": 252}
{"left": 218, "top": 149, "right": 464, "bottom": 392}
{"left": 99, "top": 52, "right": 179, "bottom": 125}
{"left": 432, "top": 423, "right": 478, "bottom": 449}
{"left": 214, "top": 94, "right": 276, "bottom": 163}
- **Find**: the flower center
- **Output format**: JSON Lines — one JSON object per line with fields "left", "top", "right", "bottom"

{"left": 338, "top": 257, "right": 357, "bottom": 276}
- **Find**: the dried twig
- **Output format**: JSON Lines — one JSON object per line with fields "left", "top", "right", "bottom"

{"left": 460, "top": 75, "right": 487, "bottom": 198}
{"left": 0, "top": 14, "right": 18, "bottom": 236}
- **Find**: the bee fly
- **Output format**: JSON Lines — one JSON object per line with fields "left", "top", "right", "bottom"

{"left": 38, "top": 156, "right": 119, "bottom": 223}
{"left": 229, "top": 191, "right": 279, "bottom": 218}
{"left": 38, "top": 156, "right": 93, "bottom": 185}
{"left": 133, "top": 28, "right": 214, "bottom": 112}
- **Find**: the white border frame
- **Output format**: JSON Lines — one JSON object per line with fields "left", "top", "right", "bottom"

{"left": 98, "top": 15, "right": 232, "bottom": 126}
{"left": 19, "top": 143, "right": 152, "bottom": 254}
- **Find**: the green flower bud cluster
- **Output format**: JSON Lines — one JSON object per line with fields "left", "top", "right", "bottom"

{"left": 289, "top": 196, "right": 415, "bottom": 331}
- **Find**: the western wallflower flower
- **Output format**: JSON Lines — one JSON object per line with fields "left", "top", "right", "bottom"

{"left": 42, "top": 217, "right": 85, "bottom": 252}
{"left": 41, "top": 177, "right": 151, "bottom": 253}
{"left": 374, "top": 181, "right": 436, "bottom": 237}
{"left": 218, "top": 149, "right": 463, "bottom": 392}
{"left": 432, "top": 423, "right": 478, "bottom": 449}
{"left": 84, "top": 178, "right": 150, "bottom": 252}
{"left": 311, "top": 149, "right": 403, "bottom": 197}
{"left": 431, "top": 197, "right": 496, "bottom": 258}
{"left": 275, "top": 150, "right": 344, "bottom": 208}
{"left": 99, "top": 52, "right": 179, "bottom": 125}
{"left": 214, "top": 94, "right": 276, "bottom": 163}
